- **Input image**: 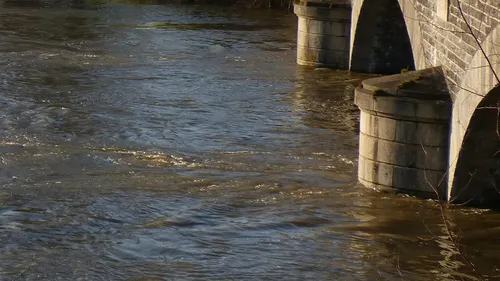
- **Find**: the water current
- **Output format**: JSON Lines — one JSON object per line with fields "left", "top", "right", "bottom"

{"left": 0, "top": 1, "right": 499, "bottom": 280}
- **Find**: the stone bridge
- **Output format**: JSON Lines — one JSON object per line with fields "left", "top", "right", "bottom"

{"left": 294, "top": 0, "right": 500, "bottom": 205}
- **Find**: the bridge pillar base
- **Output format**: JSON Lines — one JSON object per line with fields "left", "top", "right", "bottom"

{"left": 293, "top": 1, "right": 351, "bottom": 69}
{"left": 354, "top": 68, "right": 452, "bottom": 199}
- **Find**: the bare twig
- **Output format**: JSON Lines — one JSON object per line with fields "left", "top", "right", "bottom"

{"left": 0, "top": 192, "right": 13, "bottom": 208}
{"left": 438, "top": 201, "right": 485, "bottom": 281}
{"left": 11, "top": 254, "right": 36, "bottom": 281}
{"left": 393, "top": 250, "right": 416, "bottom": 281}
{"left": 455, "top": 0, "right": 500, "bottom": 84}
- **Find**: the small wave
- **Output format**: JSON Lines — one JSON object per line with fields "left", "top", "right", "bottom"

{"left": 94, "top": 147, "right": 193, "bottom": 167}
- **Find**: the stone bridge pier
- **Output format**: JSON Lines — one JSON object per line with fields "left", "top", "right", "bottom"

{"left": 294, "top": 0, "right": 500, "bottom": 206}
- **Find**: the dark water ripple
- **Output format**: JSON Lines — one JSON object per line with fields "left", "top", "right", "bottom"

{"left": 0, "top": 1, "right": 498, "bottom": 281}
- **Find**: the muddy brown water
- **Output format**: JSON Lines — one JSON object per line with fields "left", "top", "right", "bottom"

{"left": 0, "top": 1, "right": 499, "bottom": 280}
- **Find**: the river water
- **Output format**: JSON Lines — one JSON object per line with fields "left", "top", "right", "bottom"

{"left": 0, "top": 2, "right": 499, "bottom": 280}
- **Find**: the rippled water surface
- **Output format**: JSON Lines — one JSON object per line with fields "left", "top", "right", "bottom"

{"left": 1, "top": 2, "right": 500, "bottom": 280}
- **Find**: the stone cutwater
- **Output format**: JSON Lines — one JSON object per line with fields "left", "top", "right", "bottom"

{"left": 293, "top": 0, "right": 351, "bottom": 69}
{"left": 354, "top": 67, "right": 452, "bottom": 198}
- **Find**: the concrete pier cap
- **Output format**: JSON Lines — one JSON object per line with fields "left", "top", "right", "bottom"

{"left": 354, "top": 67, "right": 452, "bottom": 199}
{"left": 293, "top": 0, "right": 351, "bottom": 69}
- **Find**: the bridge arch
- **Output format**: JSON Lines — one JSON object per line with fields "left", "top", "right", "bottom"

{"left": 448, "top": 25, "right": 500, "bottom": 205}
{"left": 349, "top": 0, "right": 425, "bottom": 74}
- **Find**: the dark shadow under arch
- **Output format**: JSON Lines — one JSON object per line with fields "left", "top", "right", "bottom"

{"left": 350, "top": 0, "right": 415, "bottom": 74}
{"left": 451, "top": 85, "right": 500, "bottom": 207}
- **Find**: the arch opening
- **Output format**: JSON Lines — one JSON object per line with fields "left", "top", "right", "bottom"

{"left": 451, "top": 85, "right": 500, "bottom": 207}
{"left": 350, "top": 0, "right": 415, "bottom": 74}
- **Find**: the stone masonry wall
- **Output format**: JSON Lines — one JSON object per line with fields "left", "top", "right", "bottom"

{"left": 414, "top": 0, "right": 500, "bottom": 96}
{"left": 350, "top": 0, "right": 500, "bottom": 204}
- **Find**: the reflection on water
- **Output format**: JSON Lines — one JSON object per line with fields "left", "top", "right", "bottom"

{"left": 0, "top": 1, "right": 499, "bottom": 280}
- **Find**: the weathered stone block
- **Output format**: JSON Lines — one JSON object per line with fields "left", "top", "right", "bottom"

{"left": 354, "top": 86, "right": 374, "bottom": 111}
{"left": 296, "top": 46, "right": 349, "bottom": 68}
{"left": 415, "top": 100, "right": 451, "bottom": 120}
{"left": 297, "top": 31, "right": 350, "bottom": 51}
{"left": 294, "top": 4, "right": 351, "bottom": 21}
{"left": 359, "top": 155, "right": 394, "bottom": 187}
{"left": 373, "top": 97, "right": 418, "bottom": 119}
{"left": 297, "top": 18, "right": 350, "bottom": 37}
{"left": 415, "top": 122, "right": 449, "bottom": 146}
{"left": 361, "top": 113, "right": 449, "bottom": 146}
{"left": 360, "top": 112, "right": 397, "bottom": 141}
{"left": 392, "top": 165, "right": 445, "bottom": 194}
{"left": 359, "top": 133, "right": 447, "bottom": 170}
{"left": 394, "top": 120, "right": 417, "bottom": 143}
